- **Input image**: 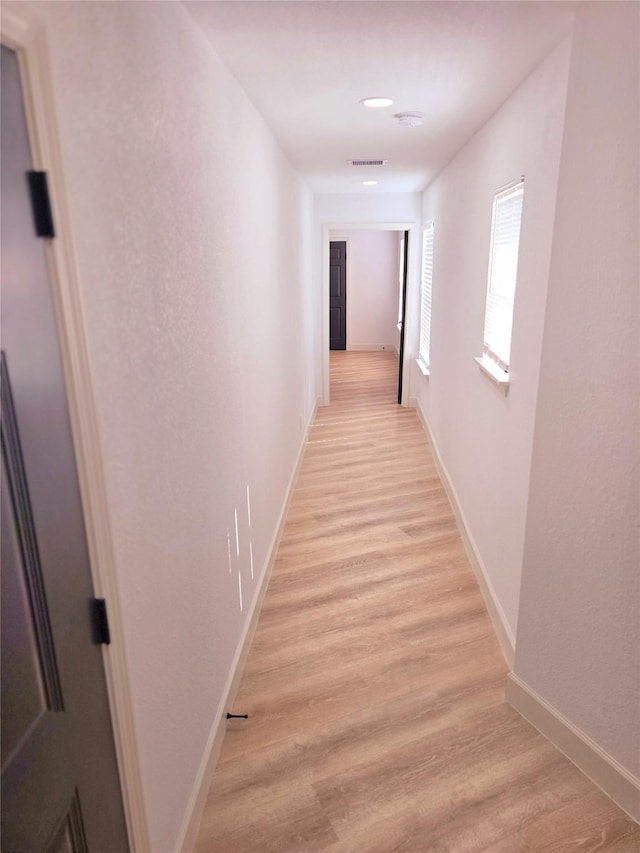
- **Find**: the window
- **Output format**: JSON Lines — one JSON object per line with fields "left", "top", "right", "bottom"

{"left": 418, "top": 223, "right": 434, "bottom": 372}
{"left": 482, "top": 180, "right": 524, "bottom": 373}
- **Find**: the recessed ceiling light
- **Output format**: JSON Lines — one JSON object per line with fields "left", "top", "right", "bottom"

{"left": 362, "top": 180, "right": 378, "bottom": 186}
{"left": 361, "top": 97, "right": 394, "bottom": 108}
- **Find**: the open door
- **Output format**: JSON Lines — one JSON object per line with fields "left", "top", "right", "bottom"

{"left": 1, "top": 45, "right": 129, "bottom": 852}
{"left": 397, "top": 230, "right": 409, "bottom": 404}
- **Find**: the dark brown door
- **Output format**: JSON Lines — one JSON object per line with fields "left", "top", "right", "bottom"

{"left": 397, "top": 230, "right": 409, "bottom": 404}
{"left": 1, "top": 46, "right": 129, "bottom": 853}
{"left": 329, "top": 241, "right": 346, "bottom": 350}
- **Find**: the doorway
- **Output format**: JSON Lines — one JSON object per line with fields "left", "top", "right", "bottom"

{"left": 1, "top": 44, "right": 129, "bottom": 852}
{"left": 326, "top": 227, "right": 412, "bottom": 404}
{"left": 322, "top": 221, "right": 417, "bottom": 407}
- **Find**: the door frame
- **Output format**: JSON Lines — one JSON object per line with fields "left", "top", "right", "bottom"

{"left": 0, "top": 6, "right": 150, "bottom": 851}
{"left": 321, "top": 221, "right": 418, "bottom": 406}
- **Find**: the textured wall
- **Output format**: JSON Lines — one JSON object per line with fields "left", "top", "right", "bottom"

{"left": 329, "top": 229, "right": 400, "bottom": 349}
{"left": 411, "top": 40, "right": 571, "bottom": 641}
{"left": 515, "top": 1, "right": 640, "bottom": 776}
{"left": 315, "top": 192, "right": 422, "bottom": 226}
{"left": 29, "top": 2, "right": 316, "bottom": 849}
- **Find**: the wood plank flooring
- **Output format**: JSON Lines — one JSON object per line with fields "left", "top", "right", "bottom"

{"left": 195, "top": 351, "right": 639, "bottom": 852}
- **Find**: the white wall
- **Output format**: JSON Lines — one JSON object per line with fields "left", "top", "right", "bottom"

{"left": 515, "top": 1, "right": 639, "bottom": 778}
{"left": 329, "top": 229, "right": 400, "bottom": 350}
{"left": 315, "top": 192, "right": 422, "bottom": 226}
{"left": 411, "top": 39, "right": 572, "bottom": 645}
{"left": 29, "top": 2, "right": 317, "bottom": 849}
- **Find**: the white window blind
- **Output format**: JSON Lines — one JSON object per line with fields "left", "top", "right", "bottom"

{"left": 483, "top": 181, "right": 524, "bottom": 371}
{"left": 419, "top": 223, "right": 434, "bottom": 368}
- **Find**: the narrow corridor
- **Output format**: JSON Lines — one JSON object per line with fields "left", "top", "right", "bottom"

{"left": 195, "top": 352, "right": 639, "bottom": 852}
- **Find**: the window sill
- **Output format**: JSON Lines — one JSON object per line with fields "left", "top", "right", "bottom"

{"left": 474, "top": 356, "right": 509, "bottom": 395}
{"left": 416, "top": 358, "right": 430, "bottom": 379}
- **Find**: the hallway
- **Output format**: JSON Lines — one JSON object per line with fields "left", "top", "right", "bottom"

{"left": 194, "top": 352, "right": 639, "bottom": 851}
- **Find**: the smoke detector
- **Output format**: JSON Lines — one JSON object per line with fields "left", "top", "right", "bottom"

{"left": 394, "top": 112, "right": 424, "bottom": 128}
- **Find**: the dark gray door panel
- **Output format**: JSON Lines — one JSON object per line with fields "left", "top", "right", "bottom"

{"left": 1, "top": 45, "right": 129, "bottom": 853}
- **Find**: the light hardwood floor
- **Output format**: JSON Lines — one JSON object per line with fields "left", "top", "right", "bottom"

{"left": 195, "top": 351, "right": 639, "bottom": 852}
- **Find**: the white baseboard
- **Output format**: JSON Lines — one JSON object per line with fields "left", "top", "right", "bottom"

{"left": 176, "top": 398, "right": 319, "bottom": 853}
{"left": 507, "top": 673, "right": 640, "bottom": 823}
{"left": 410, "top": 397, "right": 515, "bottom": 668}
{"left": 347, "top": 344, "right": 398, "bottom": 352}
{"left": 408, "top": 398, "right": 639, "bottom": 824}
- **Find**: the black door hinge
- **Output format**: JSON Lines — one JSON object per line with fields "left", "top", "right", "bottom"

{"left": 92, "top": 598, "right": 111, "bottom": 645}
{"left": 27, "top": 171, "right": 55, "bottom": 238}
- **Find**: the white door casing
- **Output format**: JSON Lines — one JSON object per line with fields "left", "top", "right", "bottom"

{"left": 321, "top": 221, "right": 419, "bottom": 406}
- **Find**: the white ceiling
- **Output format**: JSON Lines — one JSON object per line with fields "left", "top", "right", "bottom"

{"left": 184, "top": 1, "right": 576, "bottom": 193}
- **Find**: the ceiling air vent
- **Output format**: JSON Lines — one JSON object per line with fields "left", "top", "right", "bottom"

{"left": 347, "top": 159, "right": 388, "bottom": 167}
